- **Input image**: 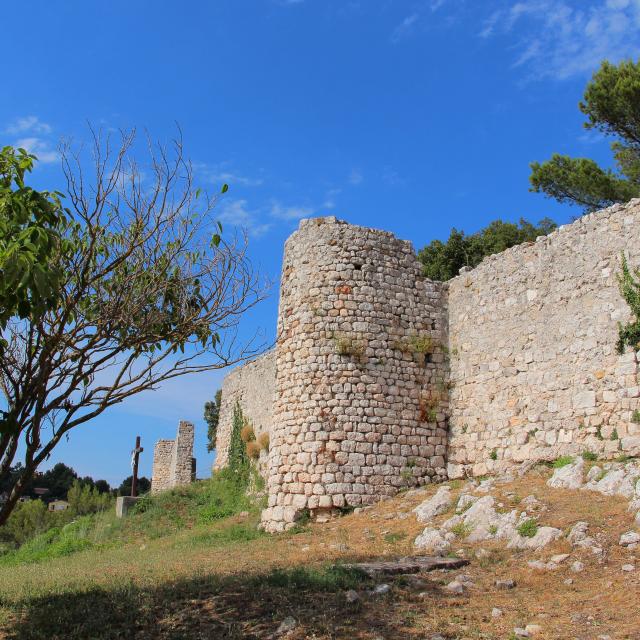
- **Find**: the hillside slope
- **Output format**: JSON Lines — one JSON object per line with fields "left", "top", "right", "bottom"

{"left": 0, "top": 461, "right": 639, "bottom": 639}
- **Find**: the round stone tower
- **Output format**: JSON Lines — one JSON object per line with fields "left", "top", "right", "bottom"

{"left": 261, "top": 217, "right": 448, "bottom": 532}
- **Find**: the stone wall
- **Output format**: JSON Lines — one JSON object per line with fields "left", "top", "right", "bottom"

{"left": 214, "top": 200, "right": 640, "bottom": 530}
{"left": 261, "top": 217, "right": 449, "bottom": 532}
{"left": 151, "top": 421, "right": 196, "bottom": 493}
{"left": 447, "top": 200, "right": 640, "bottom": 478}
{"left": 213, "top": 350, "right": 276, "bottom": 472}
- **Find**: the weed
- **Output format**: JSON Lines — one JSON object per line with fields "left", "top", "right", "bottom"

{"left": 611, "top": 428, "right": 619, "bottom": 440}
{"left": 451, "top": 522, "right": 472, "bottom": 538}
{"left": 596, "top": 426, "right": 604, "bottom": 441}
{"left": 488, "top": 524, "right": 498, "bottom": 536}
{"left": 632, "top": 410, "right": 640, "bottom": 424}
{"left": 333, "top": 335, "right": 366, "bottom": 359}
{"left": 240, "top": 424, "right": 255, "bottom": 443}
{"left": 517, "top": 518, "right": 538, "bottom": 538}
{"left": 257, "top": 432, "right": 270, "bottom": 451}
{"left": 581, "top": 451, "right": 598, "bottom": 461}
{"left": 489, "top": 449, "right": 498, "bottom": 461}
{"left": 246, "top": 440, "right": 261, "bottom": 459}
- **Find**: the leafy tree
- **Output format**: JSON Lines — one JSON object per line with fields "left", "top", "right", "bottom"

{"left": 39, "top": 463, "right": 78, "bottom": 501}
{"left": 117, "top": 475, "right": 151, "bottom": 497}
{"left": 0, "top": 130, "right": 265, "bottom": 526}
{"left": 418, "top": 218, "right": 556, "bottom": 281}
{"left": 530, "top": 59, "right": 640, "bottom": 212}
{"left": 617, "top": 254, "right": 640, "bottom": 353}
{"left": 93, "top": 479, "right": 111, "bottom": 494}
{"left": 0, "top": 146, "right": 70, "bottom": 334}
{"left": 204, "top": 389, "right": 222, "bottom": 452}
{"left": 67, "top": 479, "right": 112, "bottom": 515}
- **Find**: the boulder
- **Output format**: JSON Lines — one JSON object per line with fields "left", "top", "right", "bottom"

{"left": 413, "top": 486, "right": 452, "bottom": 523}
{"left": 547, "top": 458, "right": 584, "bottom": 490}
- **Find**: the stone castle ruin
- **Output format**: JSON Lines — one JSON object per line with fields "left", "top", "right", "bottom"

{"left": 215, "top": 200, "right": 640, "bottom": 532}
{"left": 151, "top": 421, "right": 196, "bottom": 493}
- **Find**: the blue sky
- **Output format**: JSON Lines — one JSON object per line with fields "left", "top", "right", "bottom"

{"left": 3, "top": 0, "right": 640, "bottom": 487}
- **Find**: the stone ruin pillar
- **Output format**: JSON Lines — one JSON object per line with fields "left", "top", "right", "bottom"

{"left": 151, "top": 420, "right": 196, "bottom": 493}
{"left": 261, "top": 217, "right": 449, "bottom": 532}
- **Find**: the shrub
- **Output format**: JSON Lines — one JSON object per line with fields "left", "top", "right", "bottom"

{"left": 517, "top": 518, "right": 538, "bottom": 538}
{"left": 246, "top": 441, "right": 261, "bottom": 460}
{"left": 240, "top": 424, "right": 255, "bottom": 443}
{"left": 489, "top": 449, "right": 498, "bottom": 461}
{"left": 257, "top": 432, "right": 270, "bottom": 451}
{"left": 581, "top": 451, "right": 598, "bottom": 461}
{"left": 451, "top": 522, "right": 472, "bottom": 538}
{"left": 617, "top": 254, "right": 640, "bottom": 354}
{"left": 552, "top": 456, "right": 574, "bottom": 469}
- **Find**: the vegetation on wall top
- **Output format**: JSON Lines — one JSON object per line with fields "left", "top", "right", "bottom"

{"left": 418, "top": 217, "right": 557, "bottom": 281}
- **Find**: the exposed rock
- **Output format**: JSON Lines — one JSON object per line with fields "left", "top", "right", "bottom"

{"left": 495, "top": 579, "right": 516, "bottom": 590}
{"left": 621, "top": 564, "right": 636, "bottom": 572}
{"left": 525, "top": 624, "right": 543, "bottom": 635}
{"left": 413, "top": 486, "right": 452, "bottom": 523}
{"left": 586, "top": 466, "right": 602, "bottom": 482}
{"left": 567, "top": 521, "right": 601, "bottom": 554}
{"left": 550, "top": 553, "right": 570, "bottom": 564}
{"left": 547, "top": 458, "right": 584, "bottom": 490}
{"left": 443, "top": 495, "right": 518, "bottom": 542}
{"left": 508, "top": 526, "right": 562, "bottom": 550}
{"left": 414, "top": 528, "right": 450, "bottom": 554}
{"left": 491, "top": 607, "right": 503, "bottom": 618}
{"left": 619, "top": 531, "right": 640, "bottom": 547}
{"left": 372, "top": 583, "right": 391, "bottom": 595}
{"left": 345, "top": 589, "right": 360, "bottom": 603}
{"left": 571, "top": 561, "right": 585, "bottom": 573}
{"left": 456, "top": 493, "right": 478, "bottom": 513}
{"left": 446, "top": 580, "right": 465, "bottom": 594}
{"left": 513, "top": 627, "right": 530, "bottom": 637}
{"left": 347, "top": 556, "right": 469, "bottom": 577}
{"left": 276, "top": 617, "right": 298, "bottom": 636}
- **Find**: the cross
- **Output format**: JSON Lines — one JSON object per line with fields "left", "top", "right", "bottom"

{"left": 130, "top": 435, "right": 144, "bottom": 497}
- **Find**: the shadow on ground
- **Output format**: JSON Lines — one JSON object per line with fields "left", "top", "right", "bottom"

{"left": 2, "top": 564, "right": 449, "bottom": 640}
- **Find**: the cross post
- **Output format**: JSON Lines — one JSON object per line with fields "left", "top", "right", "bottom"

{"left": 131, "top": 436, "right": 144, "bottom": 497}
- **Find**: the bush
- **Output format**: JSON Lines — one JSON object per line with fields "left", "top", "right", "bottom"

{"left": 517, "top": 518, "right": 538, "bottom": 538}
{"left": 552, "top": 456, "right": 574, "bottom": 469}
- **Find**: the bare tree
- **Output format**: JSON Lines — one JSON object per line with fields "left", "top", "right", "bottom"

{"left": 0, "top": 130, "right": 266, "bottom": 525}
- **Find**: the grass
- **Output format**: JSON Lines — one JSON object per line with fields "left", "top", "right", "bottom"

{"left": 517, "top": 518, "right": 538, "bottom": 538}
{"left": 0, "top": 470, "right": 263, "bottom": 568}
{"left": 581, "top": 451, "right": 598, "bottom": 461}
{"left": 1, "top": 470, "right": 640, "bottom": 639}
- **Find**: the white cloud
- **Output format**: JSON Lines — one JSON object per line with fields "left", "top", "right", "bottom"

{"left": 270, "top": 201, "right": 315, "bottom": 220}
{"left": 391, "top": 13, "right": 420, "bottom": 43}
{"left": 218, "top": 199, "right": 272, "bottom": 237}
{"left": 5, "top": 115, "right": 52, "bottom": 135}
{"left": 194, "top": 162, "right": 264, "bottom": 188}
{"left": 348, "top": 168, "right": 363, "bottom": 185}
{"left": 14, "top": 137, "right": 59, "bottom": 164}
{"left": 481, "top": 0, "right": 640, "bottom": 80}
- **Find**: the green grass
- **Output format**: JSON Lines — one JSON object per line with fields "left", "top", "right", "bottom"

{"left": 517, "top": 518, "right": 538, "bottom": 538}
{"left": 383, "top": 532, "right": 407, "bottom": 544}
{"left": 551, "top": 456, "right": 574, "bottom": 469}
{"left": 581, "top": 451, "right": 598, "bottom": 461}
{"left": 0, "top": 470, "right": 264, "bottom": 568}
